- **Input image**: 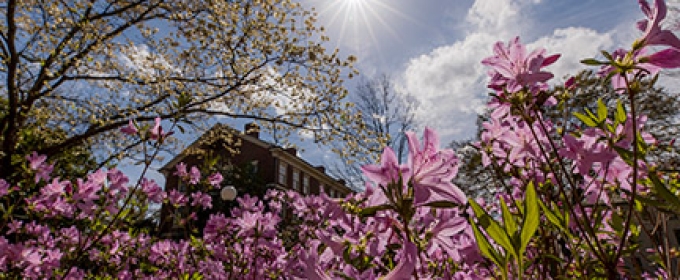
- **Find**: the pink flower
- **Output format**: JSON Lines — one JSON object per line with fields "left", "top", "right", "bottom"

{"left": 637, "top": 0, "right": 680, "bottom": 49}
{"left": 207, "top": 172, "right": 223, "bottom": 188}
{"left": 174, "top": 162, "right": 188, "bottom": 177}
{"left": 382, "top": 241, "right": 417, "bottom": 280}
{"left": 564, "top": 76, "right": 577, "bottom": 90}
{"left": 482, "top": 36, "right": 560, "bottom": 94}
{"left": 559, "top": 130, "right": 616, "bottom": 175}
{"left": 168, "top": 190, "right": 188, "bottom": 206}
{"left": 361, "top": 147, "right": 410, "bottom": 188}
{"left": 26, "top": 152, "right": 53, "bottom": 183}
{"left": 26, "top": 152, "right": 46, "bottom": 170}
{"left": 643, "top": 48, "right": 680, "bottom": 68}
{"left": 149, "top": 117, "right": 172, "bottom": 140}
{"left": 634, "top": 1, "right": 680, "bottom": 71}
{"left": 141, "top": 178, "right": 164, "bottom": 203}
{"left": 407, "top": 127, "right": 467, "bottom": 205}
{"left": 598, "top": 48, "right": 659, "bottom": 91}
{"left": 120, "top": 119, "right": 138, "bottom": 136}
{"left": 189, "top": 166, "right": 201, "bottom": 185}
{"left": 298, "top": 240, "right": 333, "bottom": 280}
{"left": 426, "top": 210, "right": 468, "bottom": 258}
{"left": 0, "top": 179, "right": 8, "bottom": 197}
{"left": 190, "top": 192, "right": 212, "bottom": 209}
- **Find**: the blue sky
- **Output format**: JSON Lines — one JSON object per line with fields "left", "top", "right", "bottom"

{"left": 302, "top": 0, "right": 644, "bottom": 143}
{"left": 127, "top": 0, "right": 677, "bottom": 186}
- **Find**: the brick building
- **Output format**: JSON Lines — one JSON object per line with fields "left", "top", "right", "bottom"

{"left": 158, "top": 123, "right": 353, "bottom": 236}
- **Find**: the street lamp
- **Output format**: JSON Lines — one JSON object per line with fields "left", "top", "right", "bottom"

{"left": 220, "top": 185, "right": 237, "bottom": 201}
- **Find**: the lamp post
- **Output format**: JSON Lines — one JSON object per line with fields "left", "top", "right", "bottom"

{"left": 220, "top": 185, "right": 237, "bottom": 201}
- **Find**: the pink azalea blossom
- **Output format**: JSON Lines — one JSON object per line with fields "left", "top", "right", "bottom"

{"left": 637, "top": 0, "right": 680, "bottom": 49}
{"left": 168, "top": 190, "right": 188, "bottom": 206}
{"left": 382, "top": 241, "right": 417, "bottom": 280}
{"left": 559, "top": 130, "right": 617, "bottom": 175}
{"left": 361, "top": 147, "right": 410, "bottom": 188}
{"left": 598, "top": 48, "right": 659, "bottom": 91}
{"left": 407, "top": 128, "right": 467, "bottom": 206}
{"left": 0, "top": 179, "right": 8, "bottom": 197}
{"left": 564, "top": 76, "right": 577, "bottom": 90}
{"left": 141, "top": 178, "right": 164, "bottom": 203}
{"left": 643, "top": 48, "right": 680, "bottom": 68}
{"left": 207, "top": 172, "right": 223, "bottom": 188}
{"left": 189, "top": 166, "right": 201, "bottom": 185}
{"left": 26, "top": 152, "right": 47, "bottom": 170}
{"left": 190, "top": 192, "right": 212, "bottom": 209}
{"left": 119, "top": 119, "right": 138, "bottom": 136}
{"left": 174, "top": 162, "right": 188, "bottom": 177}
{"left": 149, "top": 117, "right": 172, "bottom": 140}
{"left": 482, "top": 36, "right": 560, "bottom": 94}
{"left": 26, "top": 152, "right": 54, "bottom": 183}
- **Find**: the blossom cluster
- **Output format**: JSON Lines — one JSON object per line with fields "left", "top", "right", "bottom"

{"left": 2, "top": 0, "right": 680, "bottom": 278}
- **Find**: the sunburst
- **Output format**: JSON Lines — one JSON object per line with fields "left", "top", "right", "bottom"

{"left": 309, "top": 0, "right": 415, "bottom": 59}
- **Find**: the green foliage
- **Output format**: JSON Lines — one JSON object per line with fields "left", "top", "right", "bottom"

{"left": 469, "top": 182, "right": 540, "bottom": 279}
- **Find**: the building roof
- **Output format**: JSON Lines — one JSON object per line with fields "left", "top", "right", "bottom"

{"left": 160, "top": 123, "right": 353, "bottom": 193}
{"left": 160, "top": 123, "right": 272, "bottom": 174}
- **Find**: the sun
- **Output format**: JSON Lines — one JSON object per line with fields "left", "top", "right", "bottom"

{"left": 309, "top": 0, "right": 413, "bottom": 56}
{"left": 345, "top": 0, "right": 366, "bottom": 5}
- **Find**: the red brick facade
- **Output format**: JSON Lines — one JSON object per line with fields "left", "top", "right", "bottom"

{"left": 158, "top": 123, "right": 352, "bottom": 236}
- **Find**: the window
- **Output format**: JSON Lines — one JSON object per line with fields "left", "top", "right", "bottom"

{"left": 278, "top": 162, "right": 287, "bottom": 185}
{"left": 319, "top": 184, "right": 325, "bottom": 194}
{"left": 178, "top": 181, "right": 186, "bottom": 193}
{"left": 293, "top": 170, "right": 300, "bottom": 191}
{"left": 303, "top": 175, "right": 310, "bottom": 194}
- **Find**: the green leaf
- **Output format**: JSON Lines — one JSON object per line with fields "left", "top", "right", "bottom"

{"left": 581, "top": 58, "right": 605, "bottom": 66}
{"left": 574, "top": 112, "right": 597, "bottom": 127}
{"left": 601, "top": 50, "right": 614, "bottom": 61}
{"left": 423, "top": 200, "right": 460, "bottom": 209}
{"left": 615, "top": 100, "right": 627, "bottom": 124}
{"left": 499, "top": 196, "right": 518, "bottom": 237}
{"left": 613, "top": 146, "right": 635, "bottom": 164}
{"left": 520, "top": 182, "right": 540, "bottom": 254}
{"left": 585, "top": 108, "right": 598, "bottom": 123}
{"left": 649, "top": 172, "right": 680, "bottom": 214}
{"left": 469, "top": 199, "right": 516, "bottom": 258}
{"left": 596, "top": 99, "right": 607, "bottom": 123}
{"left": 650, "top": 73, "right": 660, "bottom": 87}
{"left": 469, "top": 218, "right": 504, "bottom": 268}
{"left": 538, "top": 200, "right": 565, "bottom": 232}
{"left": 359, "top": 204, "right": 394, "bottom": 217}
{"left": 609, "top": 211, "right": 624, "bottom": 233}
{"left": 636, "top": 133, "right": 649, "bottom": 156}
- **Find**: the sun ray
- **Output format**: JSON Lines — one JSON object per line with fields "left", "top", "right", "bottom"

{"left": 306, "top": 0, "right": 426, "bottom": 65}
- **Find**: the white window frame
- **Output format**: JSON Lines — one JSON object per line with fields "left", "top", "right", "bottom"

{"left": 292, "top": 170, "right": 300, "bottom": 191}
{"left": 303, "top": 175, "right": 310, "bottom": 194}
{"left": 278, "top": 162, "right": 287, "bottom": 185}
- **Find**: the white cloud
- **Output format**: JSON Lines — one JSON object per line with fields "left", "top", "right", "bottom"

{"left": 398, "top": 32, "right": 492, "bottom": 129}
{"left": 465, "top": 0, "right": 522, "bottom": 34}
{"left": 118, "top": 44, "right": 178, "bottom": 77}
{"left": 397, "top": 0, "right": 627, "bottom": 143}
{"left": 225, "top": 67, "right": 319, "bottom": 118}
{"left": 528, "top": 27, "right": 614, "bottom": 81}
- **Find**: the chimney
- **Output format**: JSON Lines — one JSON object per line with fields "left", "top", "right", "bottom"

{"left": 285, "top": 147, "right": 297, "bottom": 156}
{"left": 315, "top": 166, "right": 326, "bottom": 173}
{"left": 244, "top": 123, "right": 260, "bottom": 139}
